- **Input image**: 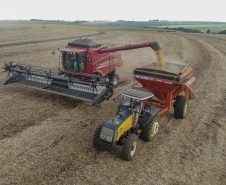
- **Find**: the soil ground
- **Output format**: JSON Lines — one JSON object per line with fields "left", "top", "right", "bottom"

{"left": 0, "top": 24, "right": 226, "bottom": 185}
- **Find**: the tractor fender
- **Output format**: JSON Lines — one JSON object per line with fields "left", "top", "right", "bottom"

{"left": 140, "top": 106, "right": 159, "bottom": 129}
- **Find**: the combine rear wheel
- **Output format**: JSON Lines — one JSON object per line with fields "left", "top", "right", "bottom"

{"left": 174, "top": 95, "right": 188, "bottom": 119}
{"left": 110, "top": 74, "right": 119, "bottom": 87}
{"left": 93, "top": 124, "right": 103, "bottom": 150}
{"left": 121, "top": 133, "right": 139, "bottom": 161}
{"left": 140, "top": 115, "right": 159, "bottom": 142}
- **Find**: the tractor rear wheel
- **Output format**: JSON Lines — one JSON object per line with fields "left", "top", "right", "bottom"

{"left": 110, "top": 74, "right": 119, "bottom": 87}
{"left": 140, "top": 115, "right": 159, "bottom": 142}
{"left": 121, "top": 133, "right": 139, "bottom": 161}
{"left": 174, "top": 95, "right": 188, "bottom": 119}
{"left": 93, "top": 124, "right": 103, "bottom": 150}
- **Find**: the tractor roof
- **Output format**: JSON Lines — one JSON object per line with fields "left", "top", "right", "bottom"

{"left": 122, "top": 88, "right": 154, "bottom": 100}
{"left": 68, "top": 37, "right": 102, "bottom": 48}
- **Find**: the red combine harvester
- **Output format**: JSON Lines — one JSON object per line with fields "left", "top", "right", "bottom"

{"left": 4, "top": 38, "right": 163, "bottom": 105}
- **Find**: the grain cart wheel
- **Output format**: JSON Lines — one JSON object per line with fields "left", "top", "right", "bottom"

{"left": 140, "top": 115, "right": 159, "bottom": 142}
{"left": 174, "top": 95, "right": 188, "bottom": 119}
{"left": 93, "top": 124, "right": 103, "bottom": 150}
{"left": 121, "top": 133, "right": 139, "bottom": 161}
{"left": 110, "top": 74, "right": 119, "bottom": 87}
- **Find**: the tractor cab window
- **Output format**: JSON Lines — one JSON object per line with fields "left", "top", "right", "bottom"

{"left": 62, "top": 52, "right": 87, "bottom": 72}
{"left": 118, "top": 96, "right": 144, "bottom": 114}
{"left": 121, "top": 97, "right": 141, "bottom": 108}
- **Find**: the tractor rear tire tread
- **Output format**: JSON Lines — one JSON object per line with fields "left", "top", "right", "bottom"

{"left": 121, "top": 133, "right": 139, "bottom": 161}
{"left": 93, "top": 124, "right": 103, "bottom": 150}
{"left": 174, "top": 95, "right": 187, "bottom": 119}
{"left": 140, "top": 115, "right": 159, "bottom": 142}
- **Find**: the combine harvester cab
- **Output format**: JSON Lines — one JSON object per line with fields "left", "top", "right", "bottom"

{"left": 3, "top": 38, "right": 124, "bottom": 105}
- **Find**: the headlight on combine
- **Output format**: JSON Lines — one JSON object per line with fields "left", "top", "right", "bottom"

{"left": 100, "top": 127, "right": 114, "bottom": 143}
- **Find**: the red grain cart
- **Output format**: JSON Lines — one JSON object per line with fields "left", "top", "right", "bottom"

{"left": 133, "top": 62, "right": 196, "bottom": 118}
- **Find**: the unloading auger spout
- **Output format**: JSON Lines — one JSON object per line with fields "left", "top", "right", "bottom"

{"left": 98, "top": 41, "right": 167, "bottom": 71}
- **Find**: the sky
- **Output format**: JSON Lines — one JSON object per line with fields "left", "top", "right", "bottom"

{"left": 0, "top": 0, "right": 225, "bottom": 22}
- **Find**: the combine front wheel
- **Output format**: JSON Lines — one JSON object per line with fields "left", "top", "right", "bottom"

{"left": 121, "top": 133, "right": 139, "bottom": 161}
{"left": 110, "top": 74, "right": 119, "bottom": 87}
{"left": 174, "top": 95, "right": 188, "bottom": 119}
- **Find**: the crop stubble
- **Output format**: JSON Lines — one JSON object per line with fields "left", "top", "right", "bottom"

{"left": 0, "top": 26, "right": 225, "bottom": 185}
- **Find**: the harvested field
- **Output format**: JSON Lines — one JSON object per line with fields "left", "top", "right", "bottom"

{"left": 0, "top": 23, "right": 226, "bottom": 185}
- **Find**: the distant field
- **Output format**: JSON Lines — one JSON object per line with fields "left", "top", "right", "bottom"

{"left": 0, "top": 21, "right": 108, "bottom": 31}
{"left": 1, "top": 20, "right": 226, "bottom": 33}
{"left": 105, "top": 21, "right": 226, "bottom": 33}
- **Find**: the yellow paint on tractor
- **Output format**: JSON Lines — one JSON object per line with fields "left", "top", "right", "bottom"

{"left": 155, "top": 50, "right": 167, "bottom": 71}
{"left": 117, "top": 115, "right": 133, "bottom": 141}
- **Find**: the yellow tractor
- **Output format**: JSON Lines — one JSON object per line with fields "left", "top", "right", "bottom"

{"left": 93, "top": 88, "right": 160, "bottom": 161}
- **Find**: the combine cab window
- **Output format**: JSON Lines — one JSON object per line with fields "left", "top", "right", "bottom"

{"left": 62, "top": 52, "right": 87, "bottom": 72}
{"left": 77, "top": 52, "right": 87, "bottom": 72}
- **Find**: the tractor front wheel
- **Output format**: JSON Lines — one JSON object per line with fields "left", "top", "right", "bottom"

{"left": 174, "top": 95, "right": 188, "bottom": 119}
{"left": 140, "top": 115, "right": 159, "bottom": 142}
{"left": 93, "top": 124, "right": 103, "bottom": 150}
{"left": 121, "top": 133, "right": 139, "bottom": 161}
{"left": 110, "top": 74, "right": 119, "bottom": 87}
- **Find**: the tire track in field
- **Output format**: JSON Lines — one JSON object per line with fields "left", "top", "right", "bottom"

{"left": 178, "top": 34, "right": 226, "bottom": 183}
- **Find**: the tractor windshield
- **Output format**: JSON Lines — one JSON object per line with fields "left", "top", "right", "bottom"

{"left": 62, "top": 52, "right": 87, "bottom": 73}
{"left": 117, "top": 96, "right": 141, "bottom": 113}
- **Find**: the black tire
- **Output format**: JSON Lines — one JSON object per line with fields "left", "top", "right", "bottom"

{"left": 174, "top": 95, "right": 188, "bottom": 119}
{"left": 140, "top": 115, "right": 159, "bottom": 142}
{"left": 121, "top": 133, "right": 139, "bottom": 161}
{"left": 110, "top": 74, "right": 119, "bottom": 87}
{"left": 93, "top": 124, "right": 103, "bottom": 150}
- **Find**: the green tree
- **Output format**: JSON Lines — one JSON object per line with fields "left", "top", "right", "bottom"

{"left": 206, "top": 29, "right": 210, "bottom": 33}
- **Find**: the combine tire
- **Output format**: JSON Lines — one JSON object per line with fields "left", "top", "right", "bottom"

{"left": 174, "top": 95, "right": 188, "bottom": 119}
{"left": 140, "top": 115, "right": 159, "bottom": 142}
{"left": 93, "top": 124, "right": 103, "bottom": 150}
{"left": 110, "top": 74, "right": 119, "bottom": 87}
{"left": 121, "top": 133, "right": 139, "bottom": 161}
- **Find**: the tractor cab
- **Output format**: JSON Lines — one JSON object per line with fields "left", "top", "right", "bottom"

{"left": 118, "top": 88, "right": 154, "bottom": 113}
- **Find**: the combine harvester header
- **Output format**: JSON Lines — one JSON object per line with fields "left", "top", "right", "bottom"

{"left": 3, "top": 38, "right": 167, "bottom": 105}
